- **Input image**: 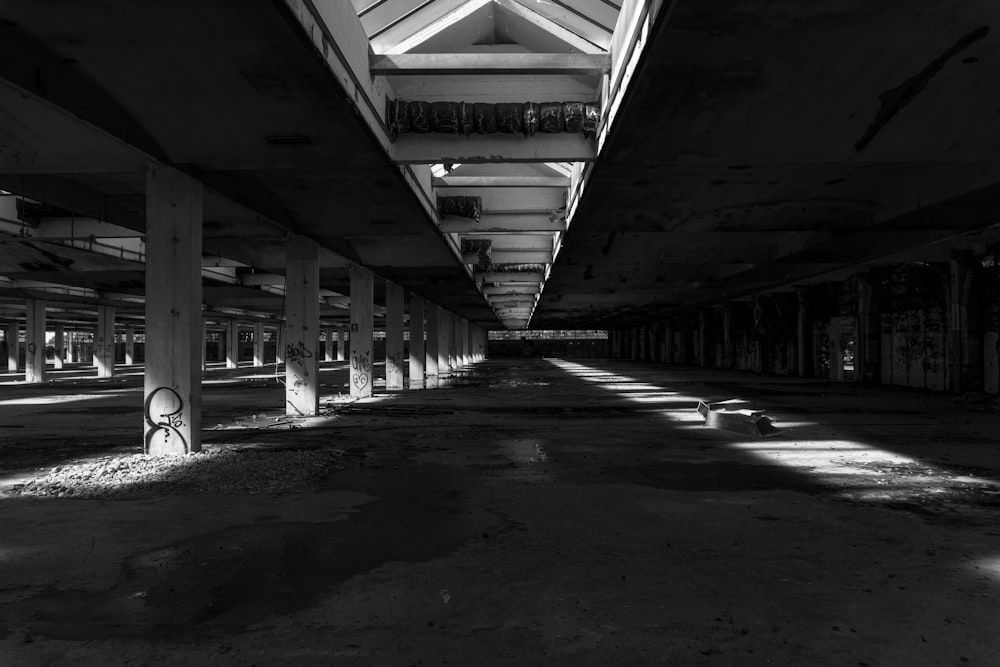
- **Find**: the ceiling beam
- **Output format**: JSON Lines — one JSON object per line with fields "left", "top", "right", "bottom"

{"left": 372, "top": 53, "right": 611, "bottom": 76}
{"left": 440, "top": 213, "right": 566, "bottom": 233}
{"left": 433, "top": 175, "right": 569, "bottom": 188}
{"left": 393, "top": 133, "right": 596, "bottom": 164}
{"left": 495, "top": 0, "right": 606, "bottom": 53}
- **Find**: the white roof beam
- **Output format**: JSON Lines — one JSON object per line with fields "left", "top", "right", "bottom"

{"left": 372, "top": 53, "right": 610, "bottom": 76}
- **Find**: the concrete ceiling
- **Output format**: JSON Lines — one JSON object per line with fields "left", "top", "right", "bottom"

{"left": 1, "top": 0, "right": 998, "bottom": 332}
{"left": 532, "top": 0, "right": 1000, "bottom": 327}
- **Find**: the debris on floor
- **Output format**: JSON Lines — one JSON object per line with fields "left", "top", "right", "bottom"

{"left": 4, "top": 447, "right": 347, "bottom": 500}
{"left": 697, "top": 399, "right": 779, "bottom": 437}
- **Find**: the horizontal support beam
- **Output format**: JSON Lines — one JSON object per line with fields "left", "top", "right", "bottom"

{"left": 482, "top": 285, "right": 541, "bottom": 296}
{"left": 388, "top": 75, "right": 598, "bottom": 104}
{"left": 488, "top": 250, "right": 553, "bottom": 264}
{"left": 373, "top": 53, "right": 610, "bottom": 76}
{"left": 461, "top": 234, "right": 556, "bottom": 251}
{"left": 392, "top": 133, "right": 596, "bottom": 164}
{"left": 240, "top": 272, "right": 285, "bottom": 286}
{"left": 440, "top": 213, "right": 566, "bottom": 233}
{"left": 437, "top": 187, "right": 565, "bottom": 212}
{"left": 482, "top": 271, "right": 545, "bottom": 283}
{"left": 432, "top": 176, "right": 569, "bottom": 188}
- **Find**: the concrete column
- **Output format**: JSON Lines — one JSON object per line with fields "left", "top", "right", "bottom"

{"left": 947, "top": 260, "right": 974, "bottom": 393}
{"left": 95, "top": 305, "right": 115, "bottom": 378}
{"left": 25, "top": 299, "right": 46, "bottom": 383}
{"left": 123, "top": 325, "right": 134, "bottom": 366}
{"left": 828, "top": 317, "right": 845, "bottom": 381}
{"left": 385, "top": 280, "right": 405, "bottom": 390}
{"left": 201, "top": 322, "right": 208, "bottom": 371}
{"left": 437, "top": 308, "right": 450, "bottom": 377}
{"left": 276, "top": 325, "right": 285, "bottom": 365}
{"left": 426, "top": 303, "right": 440, "bottom": 387}
{"left": 67, "top": 331, "right": 75, "bottom": 364}
{"left": 323, "top": 329, "right": 333, "bottom": 362}
{"left": 349, "top": 264, "right": 374, "bottom": 398}
{"left": 337, "top": 328, "right": 345, "bottom": 361}
{"left": 409, "top": 293, "right": 425, "bottom": 389}
{"left": 11, "top": 319, "right": 24, "bottom": 377}
{"left": 462, "top": 319, "right": 470, "bottom": 367}
{"left": 253, "top": 321, "right": 264, "bottom": 367}
{"left": 53, "top": 324, "right": 65, "bottom": 370}
{"left": 630, "top": 328, "right": 639, "bottom": 360}
{"left": 143, "top": 166, "right": 202, "bottom": 455}
{"left": 225, "top": 320, "right": 239, "bottom": 369}
{"left": 664, "top": 322, "right": 674, "bottom": 364}
{"left": 285, "top": 234, "right": 320, "bottom": 415}
{"left": 722, "top": 307, "right": 735, "bottom": 370}
{"left": 797, "top": 287, "right": 812, "bottom": 378}
{"left": 856, "top": 277, "right": 880, "bottom": 383}
{"left": 698, "top": 313, "right": 708, "bottom": 367}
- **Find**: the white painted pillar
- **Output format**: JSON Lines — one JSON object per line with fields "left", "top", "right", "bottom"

{"left": 324, "top": 329, "right": 333, "bottom": 362}
{"left": 253, "top": 321, "right": 264, "bottom": 367}
{"left": 123, "top": 325, "right": 134, "bottom": 366}
{"left": 7, "top": 321, "right": 19, "bottom": 372}
{"left": 25, "top": 299, "right": 46, "bottom": 383}
{"left": 349, "top": 265, "right": 374, "bottom": 398}
{"left": 337, "top": 327, "right": 345, "bottom": 361}
{"left": 144, "top": 166, "right": 203, "bottom": 455}
{"left": 409, "top": 294, "right": 425, "bottom": 389}
{"left": 385, "top": 281, "right": 405, "bottom": 390}
{"left": 67, "top": 331, "right": 76, "bottom": 364}
{"left": 426, "top": 303, "right": 440, "bottom": 388}
{"left": 95, "top": 305, "right": 116, "bottom": 378}
{"left": 53, "top": 324, "right": 65, "bottom": 370}
{"left": 226, "top": 319, "right": 239, "bottom": 369}
{"left": 285, "top": 234, "right": 320, "bottom": 416}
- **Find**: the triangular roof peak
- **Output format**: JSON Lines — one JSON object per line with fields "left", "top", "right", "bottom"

{"left": 355, "top": 0, "right": 620, "bottom": 55}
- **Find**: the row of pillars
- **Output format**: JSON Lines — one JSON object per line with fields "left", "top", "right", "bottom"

{"left": 4, "top": 305, "right": 124, "bottom": 381}
{"left": 6, "top": 167, "right": 488, "bottom": 457}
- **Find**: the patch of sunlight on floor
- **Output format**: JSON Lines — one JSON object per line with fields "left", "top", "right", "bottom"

{"left": 971, "top": 557, "right": 1000, "bottom": 584}
{"left": 547, "top": 359, "right": 1000, "bottom": 503}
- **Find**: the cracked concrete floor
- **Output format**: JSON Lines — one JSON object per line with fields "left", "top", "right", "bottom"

{"left": 1, "top": 358, "right": 1000, "bottom": 665}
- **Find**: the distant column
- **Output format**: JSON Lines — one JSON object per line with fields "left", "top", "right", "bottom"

{"left": 95, "top": 305, "right": 115, "bottom": 378}
{"left": 25, "top": 299, "right": 46, "bottom": 383}
{"left": 461, "top": 319, "right": 470, "bottom": 367}
{"left": 226, "top": 319, "right": 239, "bottom": 369}
{"left": 797, "top": 287, "right": 812, "bottom": 378}
{"left": 385, "top": 281, "right": 405, "bottom": 390}
{"left": 202, "top": 321, "right": 208, "bottom": 371}
{"left": 253, "top": 321, "right": 264, "bottom": 367}
{"left": 144, "top": 165, "right": 202, "bottom": 454}
{"left": 53, "top": 324, "right": 65, "bottom": 370}
{"left": 664, "top": 322, "right": 674, "bottom": 364}
{"left": 336, "top": 327, "right": 345, "bottom": 361}
{"left": 285, "top": 234, "right": 320, "bottom": 416}
{"left": 426, "top": 303, "right": 440, "bottom": 388}
{"left": 7, "top": 321, "right": 19, "bottom": 372}
{"left": 698, "top": 313, "right": 708, "bottom": 367}
{"left": 409, "top": 294, "right": 425, "bottom": 389}
{"left": 437, "top": 308, "right": 450, "bottom": 378}
{"left": 349, "top": 264, "right": 374, "bottom": 398}
{"left": 124, "top": 324, "right": 134, "bottom": 366}
{"left": 324, "top": 329, "right": 333, "bottom": 362}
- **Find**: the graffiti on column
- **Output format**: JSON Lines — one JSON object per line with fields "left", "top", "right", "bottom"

{"left": 143, "top": 386, "right": 188, "bottom": 453}
{"left": 351, "top": 350, "right": 371, "bottom": 390}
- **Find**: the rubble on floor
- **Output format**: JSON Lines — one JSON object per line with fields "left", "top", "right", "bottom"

{"left": 5, "top": 447, "right": 347, "bottom": 500}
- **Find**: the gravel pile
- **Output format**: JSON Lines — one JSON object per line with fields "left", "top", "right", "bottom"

{"left": 8, "top": 447, "right": 347, "bottom": 500}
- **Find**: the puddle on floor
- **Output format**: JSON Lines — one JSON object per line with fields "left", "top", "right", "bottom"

{"left": 24, "top": 494, "right": 479, "bottom": 640}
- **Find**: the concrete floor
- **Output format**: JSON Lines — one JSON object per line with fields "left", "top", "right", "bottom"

{"left": 2, "top": 358, "right": 1000, "bottom": 665}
